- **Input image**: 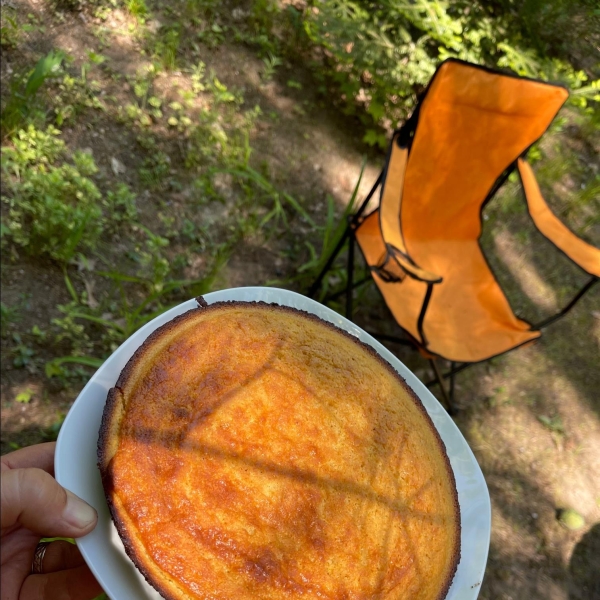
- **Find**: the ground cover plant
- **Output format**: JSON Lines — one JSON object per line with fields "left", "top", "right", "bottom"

{"left": 1, "top": 0, "right": 599, "bottom": 598}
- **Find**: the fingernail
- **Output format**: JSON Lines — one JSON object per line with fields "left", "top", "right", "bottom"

{"left": 63, "top": 489, "right": 97, "bottom": 529}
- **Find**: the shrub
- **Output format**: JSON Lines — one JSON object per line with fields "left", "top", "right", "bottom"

{"left": 281, "top": 0, "right": 599, "bottom": 146}
{"left": 1, "top": 125, "right": 139, "bottom": 264}
{"left": 1, "top": 125, "right": 104, "bottom": 263}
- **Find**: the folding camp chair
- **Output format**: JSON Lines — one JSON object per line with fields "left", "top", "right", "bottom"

{"left": 308, "top": 59, "right": 600, "bottom": 414}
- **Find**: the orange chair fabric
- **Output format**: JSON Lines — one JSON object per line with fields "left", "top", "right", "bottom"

{"left": 518, "top": 158, "right": 600, "bottom": 277}
{"left": 377, "top": 143, "right": 443, "bottom": 283}
{"left": 354, "top": 59, "right": 578, "bottom": 363}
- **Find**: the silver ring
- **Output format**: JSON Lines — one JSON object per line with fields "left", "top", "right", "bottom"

{"left": 31, "top": 541, "right": 51, "bottom": 574}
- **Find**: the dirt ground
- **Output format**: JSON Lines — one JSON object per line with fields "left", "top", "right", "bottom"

{"left": 1, "top": 2, "right": 600, "bottom": 599}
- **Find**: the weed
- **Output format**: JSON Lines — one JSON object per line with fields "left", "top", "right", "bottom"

{"left": 92, "top": 25, "right": 111, "bottom": 49}
{"left": 31, "top": 325, "right": 48, "bottom": 342}
{"left": 154, "top": 26, "right": 181, "bottom": 71}
{"left": 1, "top": 302, "right": 21, "bottom": 337}
{"left": 126, "top": 0, "right": 148, "bottom": 22}
{"left": 212, "top": 164, "right": 314, "bottom": 237}
{"left": 45, "top": 356, "right": 104, "bottom": 380}
{"left": 121, "top": 102, "right": 153, "bottom": 128}
{"left": 135, "top": 225, "right": 170, "bottom": 291}
{"left": 52, "top": 70, "right": 106, "bottom": 127}
{"left": 52, "top": 303, "right": 95, "bottom": 357}
{"left": 261, "top": 53, "right": 283, "bottom": 83}
{"left": 44, "top": 251, "right": 227, "bottom": 374}
{"left": 11, "top": 334, "right": 35, "bottom": 368}
{"left": 15, "top": 388, "right": 35, "bottom": 404}
{"left": 207, "top": 75, "right": 240, "bottom": 105}
{"left": 139, "top": 151, "right": 171, "bottom": 189}
{"left": 104, "top": 184, "right": 138, "bottom": 227}
{"left": 118, "top": 65, "right": 159, "bottom": 128}
{"left": 185, "top": 103, "right": 258, "bottom": 170}
{"left": 196, "top": 22, "right": 226, "bottom": 49}
{"left": 190, "top": 61, "right": 206, "bottom": 93}
{"left": 40, "top": 413, "right": 66, "bottom": 442}
{"left": 0, "top": 8, "right": 19, "bottom": 49}
{"left": 538, "top": 414, "right": 566, "bottom": 434}
{"left": 1, "top": 126, "right": 103, "bottom": 263}
{"left": 2, "top": 125, "right": 142, "bottom": 264}
{"left": 186, "top": 0, "right": 219, "bottom": 20}
{"left": 249, "top": 0, "right": 279, "bottom": 41}
{"left": 274, "top": 160, "right": 367, "bottom": 299}
{"left": 1, "top": 50, "right": 65, "bottom": 138}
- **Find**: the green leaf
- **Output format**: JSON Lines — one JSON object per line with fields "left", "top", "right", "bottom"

{"left": 63, "top": 268, "right": 79, "bottom": 303}
{"left": 86, "top": 51, "right": 106, "bottom": 65}
{"left": 366, "top": 100, "right": 384, "bottom": 121}
{"left": 25, "top": 50, "right": 65, "bottom": 98}
{"left": 45, "top": 356, "right": 104, "bottom": 378}
{"left": 363, "top": 129, "right": 386, "bottom": 148}
{"left": 537, "top": 414, "right": 565, "bottom": 434}
{"left": 15, "top": 389, "right": 34, "bottom": 403}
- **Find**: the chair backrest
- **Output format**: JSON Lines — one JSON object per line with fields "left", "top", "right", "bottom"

{"left": 394, "top": 60, "right": 568, "bottom": 261}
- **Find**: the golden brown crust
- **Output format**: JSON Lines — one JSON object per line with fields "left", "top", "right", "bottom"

{"left": 98, "top": 298, "right": 460, "bottom": 600}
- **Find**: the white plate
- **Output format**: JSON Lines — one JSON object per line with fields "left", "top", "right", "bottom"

{"left": 55, "top": 287, "right": 490, "bottom": 599}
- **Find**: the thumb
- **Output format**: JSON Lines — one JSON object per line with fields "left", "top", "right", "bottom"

{"left": 1, "top": 468, "right": 97, "bottom": 537}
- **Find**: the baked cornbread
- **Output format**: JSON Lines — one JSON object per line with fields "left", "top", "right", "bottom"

{"left": 98, "top": 300, "right": 460, "bottom": 600}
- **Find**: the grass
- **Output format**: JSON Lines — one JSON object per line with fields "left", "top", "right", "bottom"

{"left": 0, "top": 41, "right": 316, "bottom": 381}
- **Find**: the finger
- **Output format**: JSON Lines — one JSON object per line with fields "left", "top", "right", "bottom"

{"left": 1, "top": 443, "right": 56, "bottom": 475}
{"left": 20, "top": 565, "right": 104, "bottom": 600}
{"left": 1, "top": 469, "right": 97, "bottom": 537}
{"left": 40, "top": 541, "right": 86, "bottom": 573}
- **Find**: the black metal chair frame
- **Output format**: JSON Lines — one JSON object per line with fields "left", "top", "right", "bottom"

{"left": 307, "top": 170, "right": 598, "bottom": 415}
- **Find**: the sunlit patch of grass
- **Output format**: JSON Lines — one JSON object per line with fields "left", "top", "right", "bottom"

{"left": 153, "top": 26, "right": 181, "bottom": 71}
{"left": 125, "top": 0, "right": 148, "bottom": 22}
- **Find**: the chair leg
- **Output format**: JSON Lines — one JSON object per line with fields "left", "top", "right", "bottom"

{"left": 534, "top": 276, "right": 597, "bottom": 329}
{"left": 449, "top": 362, "right": 456, "bottom": 407}
{"left": 307, "top": 226, "right": 351, "bottom": 299}
{"left": 345, "top": 233, "right": 355, "bottom": 320}
{"left": 325, "top": 275, "right": 371, "bottom": 302}
{"left": 307, "top": 170, "right": 384, "bottom": 300}
{"left": 429, "top": 359, "right": 456, "bottom": 415}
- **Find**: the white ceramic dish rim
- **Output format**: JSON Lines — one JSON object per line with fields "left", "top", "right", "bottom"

{"left": 55, "top": 286, "right": 491, "bottom": 599}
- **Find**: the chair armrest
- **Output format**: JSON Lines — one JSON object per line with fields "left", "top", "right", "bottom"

{"left": 375, "top": 245, "right": 443, "bottom": 284}
{"left": 390, "top": 246, "right": 443, "bottom": 283}
{"left": 518, "top": 158, "right": 600, "bottom": 277}
{"left": 376, "top": 134, "right": 443, "bottom": 284}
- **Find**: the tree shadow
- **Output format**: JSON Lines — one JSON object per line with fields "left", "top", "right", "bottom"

{"left": 481, "top": 189, "right": 600, "bottom": 419}
{"left": 568, "top": 522, "right": 600, "bottom": 600}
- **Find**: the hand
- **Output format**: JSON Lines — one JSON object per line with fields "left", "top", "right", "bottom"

{"left": 1, "top": 442, "right": 104, "bottom": 600}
